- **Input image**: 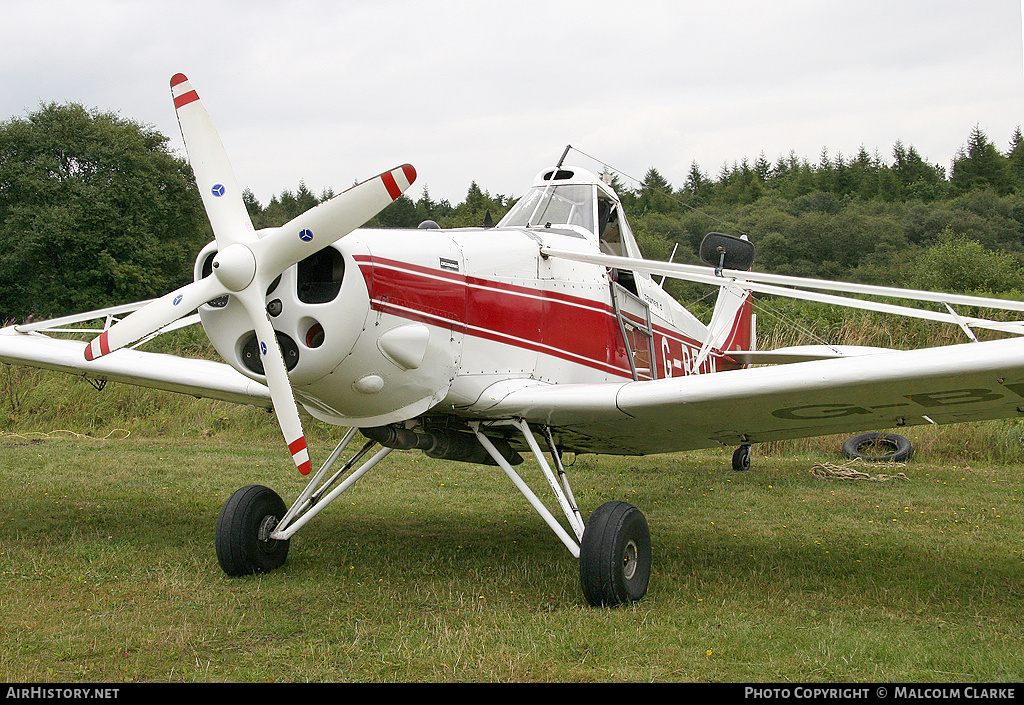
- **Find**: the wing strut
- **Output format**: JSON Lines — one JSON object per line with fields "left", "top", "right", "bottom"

{"left": 541, "top": 246, "right": 1024, "bottom": 337}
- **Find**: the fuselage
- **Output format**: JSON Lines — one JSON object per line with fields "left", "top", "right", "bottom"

{"left": 195, "top": 167, "right": 747, "bottom": 430}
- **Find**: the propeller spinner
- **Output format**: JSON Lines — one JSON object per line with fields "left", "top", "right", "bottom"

{"left": 84, "top": 74, "right": 417, "bottom": 475}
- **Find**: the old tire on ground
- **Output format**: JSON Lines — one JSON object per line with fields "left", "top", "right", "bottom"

{"left": 216, "top": 485, "right": 290, "bottom": 576}
{"left": 579, "top": 501, "right": 652, "bottom": 607}
{"left": 842, "top": 432, "right": 913, "bottom": 462}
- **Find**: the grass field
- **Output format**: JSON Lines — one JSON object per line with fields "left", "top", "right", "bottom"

{"left": 1, "top": 386, "right": 1023, "bottom": 682}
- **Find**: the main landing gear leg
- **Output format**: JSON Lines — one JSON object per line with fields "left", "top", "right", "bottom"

{"left": 471, "top": 419, "right": 652, "bottom": 607}
{"left": 214, "top": 427, "right": 392, "bottom": 576}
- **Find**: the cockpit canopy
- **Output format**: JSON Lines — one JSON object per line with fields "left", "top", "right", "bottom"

{"left": 498, "top": 166, "right": 641, "bottom": 258}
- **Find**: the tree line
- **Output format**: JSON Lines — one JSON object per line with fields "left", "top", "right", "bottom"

{"left": 617, "top": 126, "right": 1024, "bottom": 304}
{"left": 2, "top": 102, "right": 1023, "bottom": 321}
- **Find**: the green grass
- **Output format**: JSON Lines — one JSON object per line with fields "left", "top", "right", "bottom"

{"left": 1, "top": 397, "right": 1023, "bottom": 682}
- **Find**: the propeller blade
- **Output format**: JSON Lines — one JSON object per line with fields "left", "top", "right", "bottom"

{"left": 236, "top": 288, "right": 312, "bottom": 475}
{"left": 148, "top": 75, "right": 417, "bottom": 478}
{"left": 170, "top": 73, "right": 255, "bottom": 248}
{"left": 84, "top": 275, "right": 225, "bottom": 361}
{"left": 255, "top": 164, "right": 417, "bottom": 276}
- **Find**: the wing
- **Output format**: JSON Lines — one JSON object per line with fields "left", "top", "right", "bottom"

{"left": 0, "top": 322, "right": 271, "bottom": 409}
{"left": 474, "top": 337, "right": 1024, "bottom": 455}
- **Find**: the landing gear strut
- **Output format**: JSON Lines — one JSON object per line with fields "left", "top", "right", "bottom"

{"left": 472, "top": 419, "right": 651, "bottom": 607}
{"left": 214, "top": 421, "right": 653, "bottom": 606}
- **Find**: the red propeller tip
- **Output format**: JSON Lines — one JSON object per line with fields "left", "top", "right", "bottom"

{"left": 381, "top": 165, "right": 417, "bottom": 200}
{"left": 84, "top": 331, "right": 110, "bottom": 361}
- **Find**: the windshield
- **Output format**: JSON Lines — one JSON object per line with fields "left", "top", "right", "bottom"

{"left": 498, "top": 184, "right": 595, "bottom": 234}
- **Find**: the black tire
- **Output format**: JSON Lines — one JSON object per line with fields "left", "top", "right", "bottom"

{"left": 215, "top": 485, "right": 290, "bottom": 576}
{"left": 842, "top": 431, "right": 913, "bottom": 462}
{"left": 732, "top": 444, "right": 752, "bottom": 471}
{"left": 579, "top": 501, "right": 652, "bottom": 607}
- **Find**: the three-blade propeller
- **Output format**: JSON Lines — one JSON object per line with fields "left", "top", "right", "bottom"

{"left": 84, "top": 73, "right": 416, "bottom": 475}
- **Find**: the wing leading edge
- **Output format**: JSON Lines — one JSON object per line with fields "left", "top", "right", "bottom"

{"left": 473, "top": 337, "right": 1024, "bottom": 455}
{"left": 0, "top": 326, "right": 272, "bottom": 409}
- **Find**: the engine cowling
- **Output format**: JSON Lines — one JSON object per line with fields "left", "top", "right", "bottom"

{"left": 193, "top": 231, "right": 462, "bottom": 427}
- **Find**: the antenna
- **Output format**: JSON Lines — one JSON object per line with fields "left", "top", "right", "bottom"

{"left": 556, "top": 144, "right": 572, "bottom": 169}
{"left": 527, "top": 145, "right": 573, "bottom": 227}
{"left": 658, "top": 243, "right": 679, "bottom": 285}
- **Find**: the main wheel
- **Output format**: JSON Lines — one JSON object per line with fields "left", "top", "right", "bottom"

{"left": 579, "top": 501, "right": 652, "bottom": 607}
{"left": 842, "top": 431, "right": 913, "bottom": 462}
{"left": 215, "top": 485, "right": 290, "bottom": 576}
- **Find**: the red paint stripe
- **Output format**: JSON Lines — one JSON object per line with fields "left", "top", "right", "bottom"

{"left": 174, "top": 90, "right": 200, "bottom": 109}
{"left": 354, "top": 254, "right": 615, "bottom": 311}
{"left": 84, "top": 342, "right": 95, "bottom": 361}
{"left": 381, "top": 171, "right": 402, "bottom": 200}
{"left": 373, "top": 300, "right": 634, "bottom": 378}
{"left": 359, "top": 261, "right": 633, "bottom": 377}
{"left": 288, "top": 437, "right": 307, "bottom": 455}
{"left": 358, "top": 254, "right": 720, "bottom": 347}
{"left": 99, "top": 331, "right": 110, "bottom": 356}
{"left": 353, "top": 254, "right": 740, "bottom": 379}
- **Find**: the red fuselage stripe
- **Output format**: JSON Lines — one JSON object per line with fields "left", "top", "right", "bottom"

{"left": 354, "top": 255, "right": 735, "bottom": 379}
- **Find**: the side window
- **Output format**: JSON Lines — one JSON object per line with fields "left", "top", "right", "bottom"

{"left": 598, "top": 199, "right": 625, "bottom": 256}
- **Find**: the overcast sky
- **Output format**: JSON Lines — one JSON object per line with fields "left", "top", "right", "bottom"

{"left": 3, "top": 0, "right": 1023, "bottom": 207}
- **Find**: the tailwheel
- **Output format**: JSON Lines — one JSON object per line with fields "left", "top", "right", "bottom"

{"left": 579, "top": 501, "right": 652, "bottom": 607}
{"left": 215, "top": 485, "right": 290, "bottom": 576}
{"left": 732, "top": 444, "right": 751, "bottom": 471}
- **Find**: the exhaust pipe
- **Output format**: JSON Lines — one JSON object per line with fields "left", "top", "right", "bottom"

{"left": 360, "top": 425, "right": 523, "bottom": 466}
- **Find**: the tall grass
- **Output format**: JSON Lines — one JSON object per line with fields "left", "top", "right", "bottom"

{"left": 1, "top": 439, "right": 1021, "bottom": 682}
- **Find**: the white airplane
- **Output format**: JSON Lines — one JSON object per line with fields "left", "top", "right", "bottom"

{"left": 4, "top": 74, "right": 1024, "bottom": 607}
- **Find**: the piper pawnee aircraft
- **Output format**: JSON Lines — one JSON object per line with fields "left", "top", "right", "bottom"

{"left": 4, "top": 74, "right": 1024, "bottom": 607}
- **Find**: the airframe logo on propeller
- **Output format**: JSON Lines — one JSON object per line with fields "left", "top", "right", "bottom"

{"left": 211, "top": 183, "right": 226, "bottom": 197}
{"left": 299, "top": 229, "right": 314, "bottom": 242}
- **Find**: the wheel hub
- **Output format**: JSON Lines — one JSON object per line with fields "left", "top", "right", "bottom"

{"left": 622, "top": 539, "right": 638, "bottom": 580}
{"left": 257, "top": 514, "right": 280, "bottom": 545}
